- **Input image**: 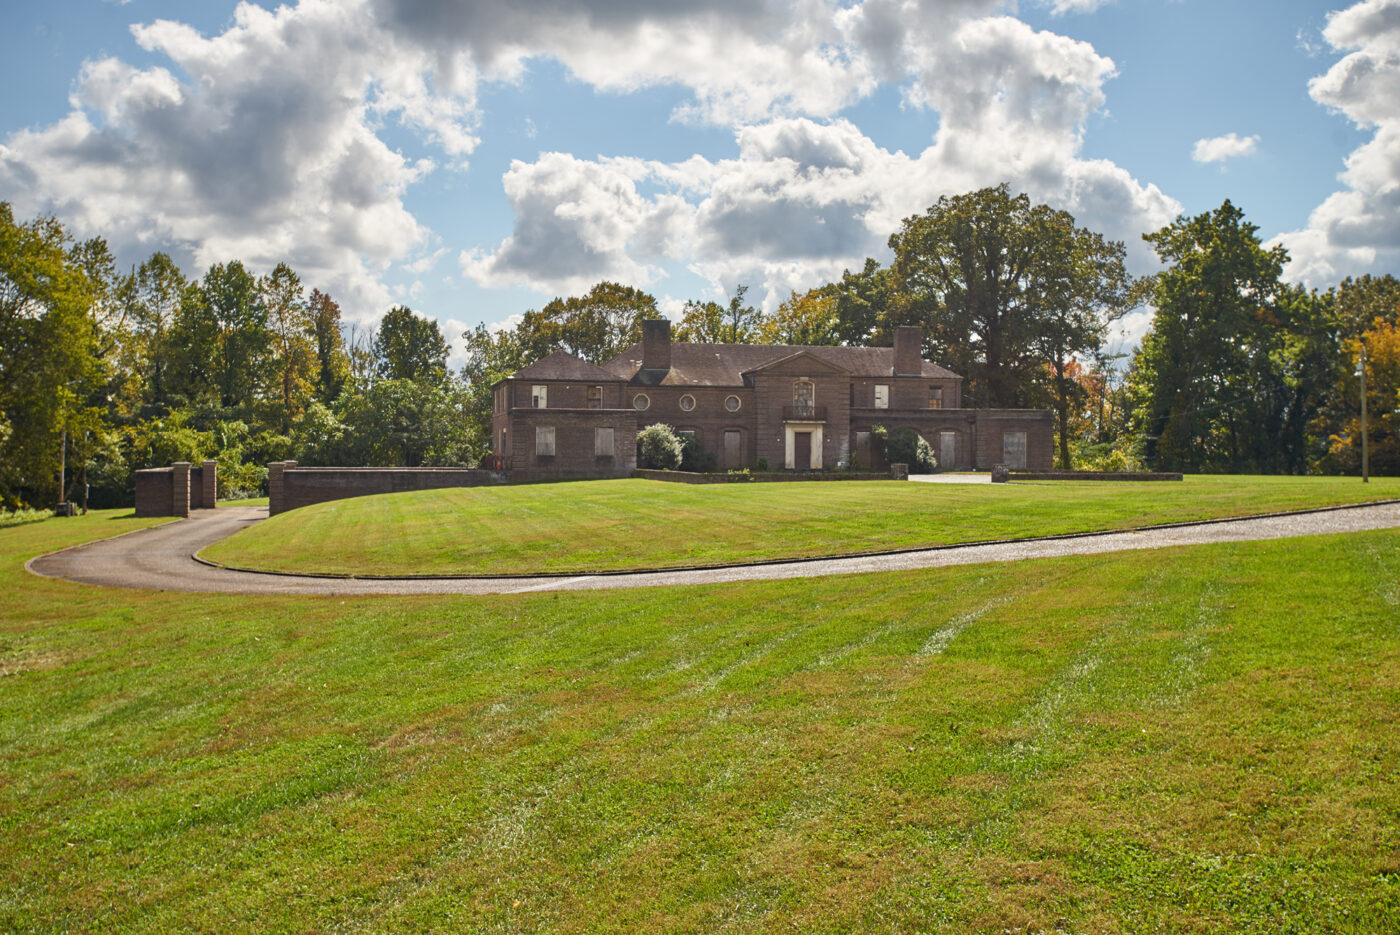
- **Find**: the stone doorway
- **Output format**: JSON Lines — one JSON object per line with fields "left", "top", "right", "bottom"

{"left": 794, "top": 431, "right": 812, "bottom": 470}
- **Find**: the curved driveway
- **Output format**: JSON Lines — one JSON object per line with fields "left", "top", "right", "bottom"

{"left": 26, "top": 502, "right": 1400, "bottom": 596}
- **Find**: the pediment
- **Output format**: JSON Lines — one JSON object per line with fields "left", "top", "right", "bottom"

{"left": 741, "top": 349, "right": 849, "bottom": 377}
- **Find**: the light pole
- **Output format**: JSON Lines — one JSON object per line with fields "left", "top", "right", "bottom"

{"left": 1358, "top": 338, "right": 1369, "bottom": 484}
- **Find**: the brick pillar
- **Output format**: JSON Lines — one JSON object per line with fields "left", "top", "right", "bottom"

{"left": 171, "top": 462, "right": 191, "bottom": 518}
{"left": 268, "top": 460, "right": 297, "bottom": 515}
{"left": 201, "top": 460, "right": 218, "bottom": 508}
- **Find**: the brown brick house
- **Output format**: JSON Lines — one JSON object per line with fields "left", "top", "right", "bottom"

{"left": 491, "top": 320, "right": 1053, "bottom": 479}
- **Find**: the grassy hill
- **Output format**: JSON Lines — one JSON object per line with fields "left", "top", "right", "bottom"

{"left": 4, "top": 509, "right": 1400, "bottom": 931}
{"left": 203, "top": 474, "right": 1400, "bottom": 576}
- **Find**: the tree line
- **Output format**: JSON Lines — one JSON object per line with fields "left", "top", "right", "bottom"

{"left": 3, "top": 187, "right": 1395, "bottom": 509}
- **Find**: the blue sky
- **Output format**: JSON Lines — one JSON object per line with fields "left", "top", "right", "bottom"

{"left": 2, "top": 0, "right": 1397, "bottom": 362}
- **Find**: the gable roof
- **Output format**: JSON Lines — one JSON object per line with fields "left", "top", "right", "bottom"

{"left": 600, "top": 342, "right": 961, "bottom": 387}
{"left": 507, "top": 350, "right": 625, "bottom": 382}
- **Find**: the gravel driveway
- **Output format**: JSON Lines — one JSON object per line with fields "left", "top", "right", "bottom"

{"left": 26, "top": 502, "right": 1400, "bottom": 596}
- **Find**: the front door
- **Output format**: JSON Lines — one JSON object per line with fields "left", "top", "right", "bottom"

{"left": 724, "top": 430, "right": 741, "bottom": 470}
{"left": 794, "top": 431, "right": 812, "bottom": 471}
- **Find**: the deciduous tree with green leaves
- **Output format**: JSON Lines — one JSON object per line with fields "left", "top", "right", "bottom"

{"left": 888, "top": 185, "right": 1131, "bottom": 415}
{"left": 373, "top": 305, "right": 449, "bottom": 385}
{"left": 1129, "top": 200, "right": 1332, "bottom": 474}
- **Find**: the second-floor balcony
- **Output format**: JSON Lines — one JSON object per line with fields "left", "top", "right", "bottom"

{"left": 782, "top": 404, "right": 828, "bottom": 422}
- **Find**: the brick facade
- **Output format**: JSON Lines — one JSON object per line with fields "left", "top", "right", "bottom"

{"left": 492, "top": 321, "right": 1054, "bottom": 477}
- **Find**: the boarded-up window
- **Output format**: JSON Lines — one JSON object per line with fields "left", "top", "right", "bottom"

{"left": 939, "top": 431, "right": 956, "bottom": 468}
{"left": 928, "top": 386, "right": 943, "bottom": 409}
{"left": 1002, "top": 431, "right": 1026, "bottom": 469}
{"left": 874, "top": 385, "right": 888, "bottom": 408}
{"left": 531, "top": 385, "right": 548, "bottom": 408}
{"left": 588, "top": 385, "right": 602, "bottom": 409}
{"left": 724, "top": 430, "right": 741, "bottom": 469}
{"left": 536, "top": 426, "right": 555, "bottom": 457}
{"left": 595, "top": 427, "right": 614, "bottom": 457}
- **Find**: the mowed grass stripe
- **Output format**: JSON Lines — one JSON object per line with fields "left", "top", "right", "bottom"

{"left": 5, "top": 512, "right": 1400, "bottom": 931}
{"left": 204, "top": 474, "right": 1400, "bottom": 576}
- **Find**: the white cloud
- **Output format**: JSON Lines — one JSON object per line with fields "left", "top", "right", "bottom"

{"left": 1044, "top": 0, "right": 1111, "bottom": 16}
{"left": 1275, "top": 0, "right": 1400, "bottom": 285}
{"left": 3, "top": 0, "right": 1183, "bottom": 324}
{"left": 1191, "top": 133, "right": 1260, "bottom": 164}
{"left": 463, "top": 110, "right": 1179, "bottom": 306}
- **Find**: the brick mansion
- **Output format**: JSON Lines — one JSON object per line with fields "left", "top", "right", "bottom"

{"left": 491, "top": 320, "right": 1053, "bottom": 479}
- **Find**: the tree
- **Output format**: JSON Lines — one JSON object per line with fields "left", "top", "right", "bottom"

{"left": 757, "top": 287, "right": 840, "bottom": 346}
{"left": 1128, "top": 200, "right": 1324, "bottom": 473}
{"left": 889, "top": 185, "right": 1131, "bottom": 412}
{"left": 521, "top": 281, "right": 657, "bottom": 363}
{"left": 260, "top": 263, "right": 316, "bottom": 428}
{"left": 831, "top": 258, "right": 895, "bottom": 346}
{"left": 674, "top": 285, "right": 761, "bottom": 344}
{"left": 309, "top": 289, "right": 351, "bottom": 403}
{"left": 1027, "top": 213, "right": 1135, "bottom": 467}
{"left": 0, "top": 204, "right": 98, "bottom": 506}
{"left": 337, "top": 378, "right": 473, "bottom": 466}
{"left": 126, "top": 253, "right": 188, "bottom": 410}
{"left": 459, "top": 323, "right": 528, "bottom": 462}
{"left": 373, "top": 305, "right": 448, "bottom": 384}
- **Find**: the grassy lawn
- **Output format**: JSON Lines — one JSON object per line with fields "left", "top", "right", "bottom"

{"left": 203, "top": 474, "right": 1400, "bottom": 576}
{"left": 4, "top": 510, "right": 1400, "bottom": 931}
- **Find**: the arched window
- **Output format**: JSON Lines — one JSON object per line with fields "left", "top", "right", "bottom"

{"left": 793, "top": 380, "right": 815, "bottom": 417}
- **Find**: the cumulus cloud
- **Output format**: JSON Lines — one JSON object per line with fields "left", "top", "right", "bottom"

{"left": 1274, "top": 0, "right": 1400, "bottom": 284}
{"left": 0, "top": 0, "right": 471, "bottom": 321}
{"left": 1191, "top": 133, "right": 1260, "bottom": 164}
{"left": 3, "top": 0, "right": 1183, "bottom": 322}
{"left": 464, "top": 111, "right": 1179, "bottom": 308}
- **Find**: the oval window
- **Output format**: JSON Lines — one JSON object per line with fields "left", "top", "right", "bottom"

{"left": 725, "top": 395, "right": 741, "bottom": 412}
{"left": 679, "top": 394, "right": 696, "bottom": 412}
{"left": 633, "top": 393, "right": 650, "bottom": 411}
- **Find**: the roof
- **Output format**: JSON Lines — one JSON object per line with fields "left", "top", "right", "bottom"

{"left": 507, "top": 350, "right": 625, "bottom": 382}
{"left": 599, "top": 342, "right": 961, "bottom": 387}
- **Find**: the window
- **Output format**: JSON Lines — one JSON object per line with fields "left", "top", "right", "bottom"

{"left": 725, "top": 395, "right": 742, "bottom": 412}
{"left": 928, "top": 386, "right": 943, "bottom": 410}
{"left": 531, "top": 385, "right": 548, "bottom": 408}
{"left": 793, "top": 380, "right": 814, "bottom": 406}
{"left": 679, "top": 394, "right": 696, "bottom": 411}
{"left": 874, "top": 384, "right": 889, "bottom": 409}
{"left": 1002, "top": 431, "right": 1027, "bottom": 470}
{"left": 588, "top": 385, "right": 602, "bottom": 409}
{"left": 679, "top": 430, "right": 695, "bottom": 438}
{"left": 633, "top": 393, "right": 650, "bottom": 411}
{"left": 938, "top": 431, "right": 956, "bottom": 468}
{"left": 595, "top": 427, "right": 614, "bottom": 457}
{"left": 535, "top": 426, "right": 555, "bottom": 457}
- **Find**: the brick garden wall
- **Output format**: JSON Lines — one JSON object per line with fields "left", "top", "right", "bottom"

{"left": 267, "top": 463, "right": 508, "bottom": 515}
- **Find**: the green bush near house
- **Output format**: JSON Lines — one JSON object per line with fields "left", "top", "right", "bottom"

{"left": 636, "top": 423, "right": 683, "bottom": 470}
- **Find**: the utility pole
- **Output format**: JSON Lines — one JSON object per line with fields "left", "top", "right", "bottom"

{"left": 1359, "top": 338, "right": 1369, "bottom": 484}
{"left": 59, "top": 427, "right": 67, "bottom": 508}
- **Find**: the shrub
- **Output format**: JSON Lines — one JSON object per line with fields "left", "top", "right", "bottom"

{"left": 885, "top": 428, "right": 937, "bottom": 474}
{"left": 679, "top": 433, "right": 717, "bottom": 472}
{"left": 636, "top": 423, "right": 683, "bottom": 470}
{"left": 755, "top": 457, "right": 770, "bottom": 472}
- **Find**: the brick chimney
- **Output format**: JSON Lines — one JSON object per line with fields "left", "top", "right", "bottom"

{"left": 893, "top": 325, "right": 922, "bottom": 376}
{"left": 642, "top": 319, "right": 672, "bottom": 372}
